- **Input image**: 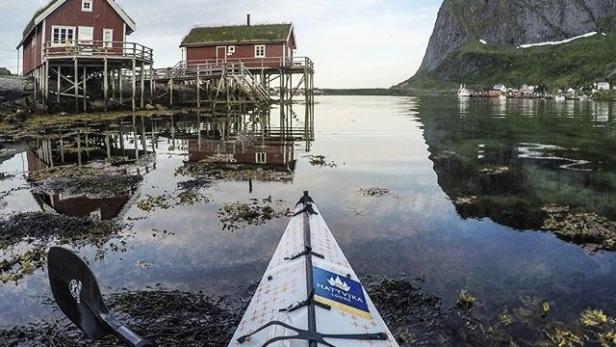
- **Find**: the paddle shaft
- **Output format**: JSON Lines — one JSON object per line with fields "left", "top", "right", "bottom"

{"left": 101, "top": 313, "right": 155, "bottom": 347}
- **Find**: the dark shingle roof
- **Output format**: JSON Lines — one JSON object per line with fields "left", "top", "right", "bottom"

{"left": 20, "top": 0, "right": 136, "bottom": 46}
{"left": 180, "top": 24, "right": 293, "bottom": 47}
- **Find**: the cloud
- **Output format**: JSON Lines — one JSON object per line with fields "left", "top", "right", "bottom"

{"left": 0, "top": 0, "right": 440, "bottom": 88}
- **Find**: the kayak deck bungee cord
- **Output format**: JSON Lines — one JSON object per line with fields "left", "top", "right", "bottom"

{"left": 229, "top": 191, "right": 399, "bottom": 347}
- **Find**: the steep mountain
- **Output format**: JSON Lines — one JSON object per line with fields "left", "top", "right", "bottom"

{"left": 398, "top": 0, "right": 616, "bottom": 91}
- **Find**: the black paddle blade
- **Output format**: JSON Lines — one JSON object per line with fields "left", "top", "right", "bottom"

{"left": 47, "top": 246, "right": 111, "bottom": 340}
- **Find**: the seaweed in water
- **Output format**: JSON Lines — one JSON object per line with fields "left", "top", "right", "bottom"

{"left": 0, "top": 212, "right": 128, "bottom": 283}
{"left": 542, "top": 205, "right": 616, "bottom": 251}
{"left": 137, "top": 191, "right": 210, "bottom": 213}
{"left": 304, "top": 154, "right": 337, "bottom": 168}
{"left": 0, "top": 212, "right": 125, "bottom": 250}
{"left": 0, "top": 172, "right": 14, "bottom": 181}
{"left": 218, "top": 197, "right": 290, "bottom": 231}
{"left": 359, "top": 186, "right": 391, "bottom": 197}
{"left": 0, "top": 290, "right": 243, "bottom": 346}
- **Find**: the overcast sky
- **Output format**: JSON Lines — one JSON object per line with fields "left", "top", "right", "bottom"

{"left": 0, "top": 0, "right": 441, "bottom": 88}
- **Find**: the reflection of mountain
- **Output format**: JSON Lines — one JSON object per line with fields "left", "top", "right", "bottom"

{"left": 418, "top": 97, "right": 616, "bottom": 230}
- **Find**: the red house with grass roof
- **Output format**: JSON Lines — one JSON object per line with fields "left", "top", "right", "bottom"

{"left": 17, "top": 0, "right": 137, "bottom": 75}
{"left": 180, "top": 17, "right": 297, "bottom": 70}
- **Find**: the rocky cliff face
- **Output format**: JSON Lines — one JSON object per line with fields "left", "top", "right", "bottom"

{"left": 402, "top": 0, "right": 616, "bottom": 89}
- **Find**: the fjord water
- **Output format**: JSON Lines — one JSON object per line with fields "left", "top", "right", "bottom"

{"left": 1, "top": 96, "right": 616, "bottom": 331}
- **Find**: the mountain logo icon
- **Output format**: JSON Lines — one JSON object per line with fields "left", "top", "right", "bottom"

{"left": 327, "top": 276, "right": 351, "bottom": 292}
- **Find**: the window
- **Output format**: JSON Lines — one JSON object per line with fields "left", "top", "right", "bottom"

{"left": 228, "top": 46, "right": 236, "bottom": 54}
{"left": 82, "top": 0, "right": 93, "bottom": 12}
{"left": 51, "top": 26, "right": 76, "bottom": 47}
{"left": 103, "top": 29, "right": 113, "bottom": 48}
{"left": 256, "top": 152, "right": 267, "bottom": 164}
{"left": 255, "top": 45, "right": 266, "bottom": 58}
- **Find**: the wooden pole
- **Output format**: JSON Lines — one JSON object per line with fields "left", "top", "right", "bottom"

{"left": 196, "top": 66, "right": 201, "bottom": 108}
{"left": 59, "top": 138, "right": 65, "bottom": 163}
{"left": 105, "top": 134, "right": 111, "bottom": 159}
{"left": 44, "top": 60, "right": 49, "bottom": 106}
{"left": 103, "top": 58, "right": 108, "bottom": 112}
{"left": 170, "top": 77, "right": 174, "bottom": 106}
{"left": 77, "top": 132, "right": 82, "bottom": 166}
{"left": 57, "top": 66, "right": 61, "bottom": 103}
{"left": 132, "top": 59, "right": 137, "bottom": 111}
{"left": 119, "top": 68, "right": 124, "bottom": 105}
{"left": 149, "top": 65, "right": 154, "bottom": 104}
{"left": 83, "top": 66, "right": 87, "bottom": 111}
{"left": 74, "top": 58, "right": 79, "bottom": 113}
{"left": 140, "top": 61, "right": 145, "bottom": 109}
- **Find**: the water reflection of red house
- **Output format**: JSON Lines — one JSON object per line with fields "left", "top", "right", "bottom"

{"left": 188, "top": 139, "right": 295, "bottom": 169}
{"left": 27, "top": 150, "right": 135, "bottom": 220}
{"left": 35, "top": 192, "right": 130, "bottom": 220}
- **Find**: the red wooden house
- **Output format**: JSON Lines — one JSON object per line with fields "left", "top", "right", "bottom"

{"left": 180, "top": 20, "right": 297, "bottom": 70}
{"left": 17, "top": 0, "right": 138, "bottom": 75}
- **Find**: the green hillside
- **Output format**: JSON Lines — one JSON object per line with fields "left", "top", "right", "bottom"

{"left": 404, "top": 33, "right": 616, "bottom": 92}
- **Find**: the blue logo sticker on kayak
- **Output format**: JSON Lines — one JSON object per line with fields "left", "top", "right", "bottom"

{"left": 313, "top": 267, "right": 371, "bottom": 318}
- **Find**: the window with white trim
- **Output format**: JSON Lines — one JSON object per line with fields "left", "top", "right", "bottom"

{"left": 103, "top": 29, "right": 113, "bottom": 48}
{"left": 82, "top": 0, "right": 93, "bottom": 12}
{"left": 255, "top": 45, "right": 266, "bottom": 58}
{"left": 256, "top": 152, "right": 267, "bottom": 164}
{"left": 228, "top": 46, "right": 236, "bottom": 54}
{"left": 51, "top": 26, "right": 76, "bottom": 47}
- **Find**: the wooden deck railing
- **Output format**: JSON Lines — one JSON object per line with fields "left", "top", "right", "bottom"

{"left": 43, "top": 41, "right": 153, "bottom": 62}
{"left": 180, "top": 56, "right": 313, "bottom": 72}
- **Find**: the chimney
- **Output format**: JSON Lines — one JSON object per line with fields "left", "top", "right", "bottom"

{"left": 247, "top": 14, "right": 251, "bottom": 26}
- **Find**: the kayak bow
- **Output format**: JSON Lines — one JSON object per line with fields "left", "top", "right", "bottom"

{"left": 229, "top": 192, "right": 399, "bottom": 347}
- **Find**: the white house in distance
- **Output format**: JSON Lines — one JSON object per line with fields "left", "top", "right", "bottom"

{"left": 596, "top": 82, "right": 610, "bottom": 91}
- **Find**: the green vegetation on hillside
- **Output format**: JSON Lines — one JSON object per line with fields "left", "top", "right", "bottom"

{"left": 404, "top": 33, "right": 616, "bottom": 92}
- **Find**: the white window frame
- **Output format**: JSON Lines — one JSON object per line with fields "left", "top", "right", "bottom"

{"left": 82, "top": 0, "right": 93, "bottom": 12}
{"left": 255, "top": 45, "right": 266, "bottom": 58}
{"left": 51, "top": 25, "right": 76, "bottom": 47}
{"left": 256, "top": 152, "right": 267, "bottom": 164}
{"left": 103, "top": 29, "right": 113, "bottom": 48}
{"left": 227, "top": 46, "right": 236, "bottom": 54}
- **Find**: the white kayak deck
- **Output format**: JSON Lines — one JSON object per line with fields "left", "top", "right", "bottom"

{"left": 229, "top": 198, "right": 399, "bottom": 347}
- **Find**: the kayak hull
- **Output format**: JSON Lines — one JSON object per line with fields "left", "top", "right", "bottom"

{"left": 229, "top": 197, "right": 399, "bottom": 347}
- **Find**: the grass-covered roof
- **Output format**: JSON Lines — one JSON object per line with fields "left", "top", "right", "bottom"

{"left": 180, "top": 24, "right": 293, "bottom": 47}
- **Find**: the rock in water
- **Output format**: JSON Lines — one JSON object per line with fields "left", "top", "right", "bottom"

{"left": 399, "top": 0, "right": 616, "bottom": 90}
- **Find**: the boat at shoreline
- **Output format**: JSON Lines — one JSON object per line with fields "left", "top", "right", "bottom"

{"left": 458, "top": 84, "right": 471, "bottom": 98}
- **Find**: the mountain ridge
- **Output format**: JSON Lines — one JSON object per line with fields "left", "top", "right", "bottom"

{"left": 399, "top": 0, "right": 616, "bottom": 91}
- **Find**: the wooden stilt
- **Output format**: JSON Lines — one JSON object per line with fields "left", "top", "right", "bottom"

{"left": 119, "top": 68, "right": 124, "bottom": 105}
{"left": 196, "top": 66, "right": 201, "bottom": 108}
{"left": 140, "top": 61, "right": 145, "bottom": 109}
{"left": 103, "top": 58, "right": 108, "bottom": 112}
{"left": 74, "top": 58, "right": 79, "bottom": 113}
{"left": 83, "top": 66, "right": 87, "bottom": 111}
{"left": 60, "top": 137, "right": 65, "bottom": 163}
{"left": 132, "top": 59, "right": 137, "bottom": 111}
{"left": 149, "top": 65, "right": 154, "bottom": 104}
{"left": 105, "top": 135, "right": 111, "bottom": 159}
{"left": 44, "top": 60, "right": 49, "bottom": 106}
{"left": 57, "top": 66, "right": 61, "bottom": 104}
{"left": 169, "top": 77, "right": 174, "bottom": 106}
{"left": 77, "top": 132, "right": 82, "bottom": 166}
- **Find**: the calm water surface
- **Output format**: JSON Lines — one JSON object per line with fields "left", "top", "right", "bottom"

{"left": 1, "top": 96, "right": 615, "bottom": 328}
